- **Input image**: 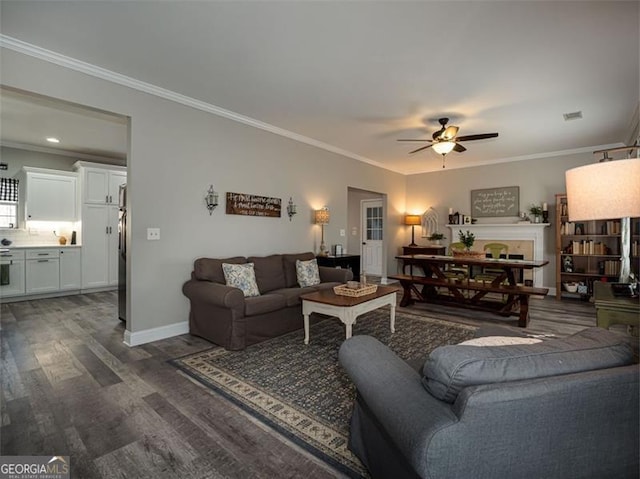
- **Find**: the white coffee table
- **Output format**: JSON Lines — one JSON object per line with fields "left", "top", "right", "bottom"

{"left": 300, "top": 285, "right": 397, "bottom": 344}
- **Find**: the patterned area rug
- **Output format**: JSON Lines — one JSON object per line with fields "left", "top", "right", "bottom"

{"left": 170, "top": 309, "right": 476, "bottom": 478}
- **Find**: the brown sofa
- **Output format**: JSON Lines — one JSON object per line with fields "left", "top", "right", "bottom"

{"left": 182, "top": 252, "right": 353, "bottom": 350}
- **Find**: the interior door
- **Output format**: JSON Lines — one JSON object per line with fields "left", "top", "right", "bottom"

{"left": 361, "top": 199, "right": 383, "bottom": 276}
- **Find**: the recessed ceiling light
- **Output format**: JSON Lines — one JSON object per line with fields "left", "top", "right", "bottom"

{"left": 46, "top": 137, "right": 60, "bottom": 143}
{"left": 563, "top": 111, "right": 583, "bottom": 121}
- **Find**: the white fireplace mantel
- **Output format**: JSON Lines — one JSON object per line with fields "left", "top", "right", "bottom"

{"left": 447, "top": 223, "right": 550, "bottom": 287}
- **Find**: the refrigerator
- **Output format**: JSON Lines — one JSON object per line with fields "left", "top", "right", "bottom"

{"left": 118, "top": 184, "right": 127, "bottom": 322}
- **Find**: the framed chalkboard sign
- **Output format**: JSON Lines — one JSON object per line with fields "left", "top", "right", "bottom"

{"left": 226, "top": 192, "right": 282, "bottom": 217}
{"left": 470, "top": 186, "right": 519, "bottom": 217}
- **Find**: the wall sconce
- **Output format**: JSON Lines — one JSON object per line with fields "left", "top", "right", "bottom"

{"left": 314, "top": 206, "right": 330, "bottom": 256}
{"left": 404, "top": 214, "right": 422, "bottom": 247}
{"left": 205, "top": 185, "right": 219, "bottom": 215}
{"left": 287, "top": 197, "right": 297, "bottom": 221}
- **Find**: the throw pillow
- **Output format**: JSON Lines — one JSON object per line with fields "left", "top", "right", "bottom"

{"left": 222, "top": 262, "right": 261, "bottom": 297}
{"left": 459, "top": 336, "right": 542, "bottom": 347}
{"left": 296, "top": 259, "right": 321, "bottom": 288}
{"left": 422, "top": 327, "right": 634, "bottom": 403}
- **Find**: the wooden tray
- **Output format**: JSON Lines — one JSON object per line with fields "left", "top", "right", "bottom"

{"left": 334, "top": 284, "right": 378, "bottom": 297}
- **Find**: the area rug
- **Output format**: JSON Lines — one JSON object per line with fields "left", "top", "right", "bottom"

{"left": 170, "top": 309, "right": 476, "bottom": 478}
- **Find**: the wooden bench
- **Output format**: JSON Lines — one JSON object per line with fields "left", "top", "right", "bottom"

{"left": 388, "top": 274, "right": 549, "bottom": 327}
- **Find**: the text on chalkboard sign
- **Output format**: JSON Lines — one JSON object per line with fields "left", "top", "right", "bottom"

{"left": 470, "top": 186, "right": 519, "bottom": 217}
{"left": 226, "top": 192, "right": 282, "bottom": 217}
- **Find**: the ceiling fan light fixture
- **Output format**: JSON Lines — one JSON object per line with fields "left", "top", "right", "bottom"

{"left": 432, "top": 141, "right": 456, "bottom": 155}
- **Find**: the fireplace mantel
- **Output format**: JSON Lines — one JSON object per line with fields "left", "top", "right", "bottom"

{"left": 447, "top": 223, "right": 550, "bottom": 287}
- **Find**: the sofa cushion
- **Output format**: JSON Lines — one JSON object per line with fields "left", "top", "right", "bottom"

{"left": 422, "top": 327, "right": 634, "bottom": 404}
{"left": 194, "top": 256, "right": 246, "bottom": 283}
{"left": 222, "top": 263, "right": 261, "bottom": 297}
{"left": 296, "top": 259, "right": 321, "bottom": 287}
{"left": 249, "top": 255, "right": 286, "bottom": 293}
{"left": 459, "top": 336, "right": 542, "bottom": 346}
{"left": 283, "top": 252, "right": 316, "bottom": 287}
{"left": 272, "top": 286, "right": 318, "bottom": 307}
{"left": 244, "top": 294, "right": 287, "bottom": 316}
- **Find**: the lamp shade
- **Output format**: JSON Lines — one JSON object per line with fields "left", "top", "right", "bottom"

{"left": 404, "top": 214, "right": 421, "bottom": 226}
{"left": 565, "top": 158, "right": 640, "bottom": 221}
{"left": 432, "top": 141, "right": 456, "bottom": 155}
{"left": 315, "top": 208, "right": 330, "bottom": 225}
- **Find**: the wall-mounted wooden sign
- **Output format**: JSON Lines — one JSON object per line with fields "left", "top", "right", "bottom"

{"left": 226, "top": 192, "right": 282, "bottom": 217}
{"left": 471, "top": 186, "right": 520, "bottom": 217}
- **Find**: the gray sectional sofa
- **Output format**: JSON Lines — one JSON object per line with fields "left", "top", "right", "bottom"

{"left": 339, "top": 327, "right": 639, "bottom": 479}
{"left": 183, "top": 252, "right": 353, "bottom": 350}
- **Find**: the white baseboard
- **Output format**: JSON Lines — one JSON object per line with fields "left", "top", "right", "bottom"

{"left": 124, "top": 320, "right": 189, "bottom": 347}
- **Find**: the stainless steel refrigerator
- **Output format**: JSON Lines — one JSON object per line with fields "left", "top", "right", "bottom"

{"left": 118, "top": 184, "right": 127, "bottom": 322}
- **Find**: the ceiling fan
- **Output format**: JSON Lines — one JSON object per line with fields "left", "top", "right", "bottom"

{"left": 398, "top": 118, "right": 498, "bottom": 167}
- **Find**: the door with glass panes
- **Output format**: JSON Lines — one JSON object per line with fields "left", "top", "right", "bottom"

{"left": 361, "top": 199, "right": 383, "bottom": 276}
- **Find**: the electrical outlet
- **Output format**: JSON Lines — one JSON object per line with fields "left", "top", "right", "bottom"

{"left": 147, "top": 228, "right": 160, "bottom": 240}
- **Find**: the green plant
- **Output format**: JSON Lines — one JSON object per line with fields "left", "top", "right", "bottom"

{"left": 529, "top": 204, "right": 543, "bottom": 216}
{"left": 428, "top": 233, "right": 445, "bottom": 241}
{"left": 458, "top": 230, "right": 475, "bottom": 251}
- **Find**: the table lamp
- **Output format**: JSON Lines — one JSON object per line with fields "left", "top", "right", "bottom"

{"left": 315, "top": 206, "right": 330, "bottom": 256}
{"left": 565, "top": 156, "right": 640, "bottom": 283}
{"left": 404, "top": 214, "right": 422, "bottom": 247}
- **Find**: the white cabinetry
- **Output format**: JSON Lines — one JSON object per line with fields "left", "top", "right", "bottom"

{"left": 26, "top": 249, "right": 60, "bottom": 294}
{"left": 17, "top": 168, "right": 78, "bottom": 222}
{"left": 74, "top": 162, "right": 125, "bottom": 289}
{"left": 79, "top": 165, "right": 126, "bottom": 206}
{"left": 59, "top": 248, "right": 81, "bottom": 290}
{"left": 0, "top": 249, "right": 25, "bottom": 298}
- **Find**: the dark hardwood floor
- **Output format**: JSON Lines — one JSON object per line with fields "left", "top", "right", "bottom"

{"left": 0, "top": 290, "right": 625, "bottom": 478}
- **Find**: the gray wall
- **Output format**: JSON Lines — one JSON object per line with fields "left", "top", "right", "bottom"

{"left": 1, "top": 147, "right": 79, "bottom": 176}
{"left": 1, "top": 47, "right": 406, "bottom": 337}
{"left": 405, "top": 152, "right": 595, "bottom": 288}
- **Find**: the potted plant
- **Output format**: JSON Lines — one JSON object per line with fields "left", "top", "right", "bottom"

{"left": 427, "top": 232, "right": 445, "bottom": 245}
{"left": 458, "top": 230, "right": 475, "bottom": 251}
{"left": 529, "top": 204, "right": 543, "bottom": 223}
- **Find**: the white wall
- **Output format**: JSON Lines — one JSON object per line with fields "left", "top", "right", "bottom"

{"left": 405, "top": 152, "right": 596, "bottom": 288}
{"left": 1, "top": 47, "right": 406, "bottom": 339}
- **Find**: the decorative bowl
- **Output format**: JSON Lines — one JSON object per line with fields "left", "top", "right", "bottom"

{"left": 346, "top": 281, "right": 360, "bottom": 289}
{"left": 563, "top": 282, "right": 578, "bottom": 293}
{"left": 0, "top": 238, "right": 11, "bottom": 246}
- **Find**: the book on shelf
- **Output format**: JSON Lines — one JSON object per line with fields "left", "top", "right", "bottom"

{"left": 570, "top": 240, "right": 609, "bottom": 255}
{"left": 561, "top": 220, "right": 621, "bottom": 235}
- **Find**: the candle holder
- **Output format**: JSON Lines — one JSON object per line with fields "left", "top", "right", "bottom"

{"left": 542, "top": 211, "right": 549, "bottom": 223}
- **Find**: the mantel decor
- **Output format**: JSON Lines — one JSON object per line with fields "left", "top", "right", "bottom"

{"left": 226, "top": 192, "right": 282, "bottom": 217}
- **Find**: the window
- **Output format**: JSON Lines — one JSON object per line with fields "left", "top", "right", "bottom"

{"left": 0, "top": 178, "right": 19, "bottom": 229}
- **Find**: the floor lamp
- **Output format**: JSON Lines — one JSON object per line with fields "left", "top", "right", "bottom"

{"left": 315, "top": 207, "right": 330, "bottom": 256}
{"left": 404, "top": 214, "right": 422, "bottom": 247}
{"left": 565, "top": 157, "right": 640, "bottom": 284}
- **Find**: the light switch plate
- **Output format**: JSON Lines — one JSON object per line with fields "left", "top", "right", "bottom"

{"left": 340, "top": 229, "right": 346, "bottom": 237}
{"left": 147, "top": 228, "right": 160, "bottom": 240}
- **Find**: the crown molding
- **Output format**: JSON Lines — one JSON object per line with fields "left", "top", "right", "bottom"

{"left": 0, "top": 35, "right": 399, "bottom": 173}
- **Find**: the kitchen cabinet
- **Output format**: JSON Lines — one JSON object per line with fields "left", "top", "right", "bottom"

{"left": 74, "top": 162, "right": 125, "bottom": 290}
{"left": 59, "top": 248, "right": 81, "bottom": 290}
{"left": 16, "top": 167, "right": 78, "bottom": 222}
{"left": 26, "top": 248, "right": 60, "bottom": 294}
{"left": 81, "top": 204, "right": 119, "bottom": 288}
{"left": 0, "top": 249, "right": 25, "bottom": 298}
{"left": 75, "top": 162, "right": 126, "bottom": 205}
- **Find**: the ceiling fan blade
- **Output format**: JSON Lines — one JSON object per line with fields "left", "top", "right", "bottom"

{"left": 442, "top": 126, "right": 459, "bottom": 140}
{"left": 397, "top": 139, "right": 433, "bottom": 142}
{"left": 453, "top": 143, "right": 467, "bottom": 153}
{"left": 409, "top": 144, "right": 433, "bottom": 154}
{"left": 456, "top": 132, "right": 499, "bottom": 142}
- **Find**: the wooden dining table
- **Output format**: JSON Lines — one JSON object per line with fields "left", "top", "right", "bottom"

{"left": 390, "top": 254, "right": 550, "bottom": 327}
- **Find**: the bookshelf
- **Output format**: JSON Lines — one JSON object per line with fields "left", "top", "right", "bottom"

{"left": 555, "top": 193, "right": 640, "bottom": 300}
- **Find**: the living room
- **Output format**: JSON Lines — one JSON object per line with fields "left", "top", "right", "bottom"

{"left": 1, "top": 2, "right": 638, "bottom": 478}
